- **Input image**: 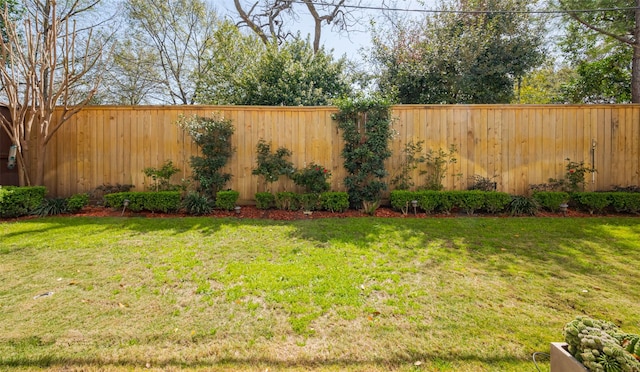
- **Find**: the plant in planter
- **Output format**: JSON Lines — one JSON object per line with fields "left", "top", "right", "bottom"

{"left": 563, "top": 316, "right": 640, "bottom": 371}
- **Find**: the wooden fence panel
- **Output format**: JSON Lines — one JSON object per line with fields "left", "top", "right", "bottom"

{"left": 38, "top": 104, "right": 640, "bottom": 203}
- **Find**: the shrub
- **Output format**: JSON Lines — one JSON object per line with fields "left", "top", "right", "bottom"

{"left": 90, "top": 183, "right": 134, "bottom": 205}
{"left": 483, "top": 192, "right": 511, "bottom": 214}
{"left": 142, "top": 160, "right": 182, "bottom": 191}
{"left": 420, "top": 145, "right": 458, "bottom": 191}
{"left": 333, "top": 96, "right": 393, "bottom": 212}
{"left": 291, "top": 163, "right": 331, "bottom": 194}
{"left": 532, "top": 191, "right": 569, "bottom": 212}
{"left": 252, "top": 139, "right": 295, "bottom": 192}
{"left": 572, "top": 192, "right": 611, "bottom": 214}
{"left": 183, "top": 192, "right": 213, "bottom": 215}
{"left": 104, "top": 191, "right": 181, "bottom": 213}
{"left": 0, "top": 186, "right": 47, "bottom": 218}
{"left": 417, "top": 190, "right": 440, "bottom": 214}
{"left": 275, "top": 192, "right": 299, "bottom": 211}
{"left": 215, "top": 190, "right": 239, "bottom": 211}
{"left": 255, "top": 192, "right": 275, "bottom": 210}
{"left": 390, "top": 190, "right": 417, "bottom": 214}
{"left": 178, "top": 114, "right": 235, "bottom": 198}
{"left": 610, "top": 192, "right": 640, "bottom": 214}
{"left": 437, "top": 191, "right": 458, "bottom": 214}
{"left": 298, "top": 193, "right": 321, "bottom": 211}
{"left": 33, "top": 198, "right": 68, "bottom": 216}
{"left": 468, "top": 175, "right": 497, "bottom": 191}
{"left": 390, "top": 141, "right": 425, "bottom": 190}
{"left": 564, "top": 158, "right": 595, "bottom": 192}
{"left": 66, "top": 193, "right": 89, "bottom": 213}
{"left": 320, "top": 192, "right": 349, "bottom": 212}
{"left": 508, "top": 195, "right": 539, "bottom": 216}
{"left": 455, "top": 190, "right": 485, "bottom": 215}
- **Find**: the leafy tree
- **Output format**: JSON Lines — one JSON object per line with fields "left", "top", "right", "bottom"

{"left": 371, "top": 0, "right": 545, "bottom": 104}
{"left": 177, "top": 115, "right": 235, "bottom": 198}
{"left": 556, "top": 1, "right": 637, "bottom": 103}
{"left": 516, "top": 62, "right": 577, "bottom": 104}
{"left": 197, "top": 37, "right": 351, "bottom": 106}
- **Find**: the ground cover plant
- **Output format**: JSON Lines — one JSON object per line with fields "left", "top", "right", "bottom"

{"left": 1, "top": 216, "right": 640, "bottom": 371}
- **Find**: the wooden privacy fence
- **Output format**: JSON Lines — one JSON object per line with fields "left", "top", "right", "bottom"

{"left": 42, "top": 104, "right": 640, "bottom": 203}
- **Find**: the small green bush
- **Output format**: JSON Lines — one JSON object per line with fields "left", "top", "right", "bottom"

{"left": 275, "top": 192, "right": 299, "bottom": 211}
{"left": 183, "top": 192, "right": 213, "bottom": 215}
{"left": 298, "top": 193, "right": 321, "bottom": 211}
{"left": 572, "top": 192, "right": 611, "bottom": 214}
{"left": 291, "top": 163, "right": 331, "bottom": 194}
{"left": 104, "top": 191, "right": 181, "bottom": 213}
{"left": 33, "top": 198, "right": 68, "bottom": 216}
{"left": 483, "top": 192, "right": 511, "bottom": 214}
{"left": 390, "top": 190, "right": 417, "bottom": 214}
{"left": 610, "top": 192, "right": 640, "bottom": 214}
{"left": 320, "top": 192, "right": 349, "bottom": 212}
{"left": 437, "top": 191, "right": 457, "bottom": 214}
{"left": 67, "top": 193, "right": 89, "bottom": 213}
{"left": 417, "top": 190, "right": 440, "bottom": 214}
{"left": 255, "top": 192, "right": 275, "bottom": 210}
{"left": 215, "top": 190, "right": 240, "bottom": 211}
{"left": 508, "top": 195, "right": 539, "bottom": 216}
{"left": 455, "top": 190, "right": 485, "bottom": 215}
{"left": 0, "top": 186, "right": 47, "bottom": 218}
{"left": 532, "top": 191, "right": 569, "bottom": 212}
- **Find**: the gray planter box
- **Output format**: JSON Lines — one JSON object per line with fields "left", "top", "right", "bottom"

{"left": 550, "top": 342, "right": 588, "bottom": 372}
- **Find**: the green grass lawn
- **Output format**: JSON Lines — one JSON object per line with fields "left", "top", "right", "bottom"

{"left": 1, "top": 216, "right": 640, "bottom": 371}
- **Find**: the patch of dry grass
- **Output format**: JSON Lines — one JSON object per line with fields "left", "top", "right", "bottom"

{"left": 1, "top": 216, "right": 640, "bottom": 371}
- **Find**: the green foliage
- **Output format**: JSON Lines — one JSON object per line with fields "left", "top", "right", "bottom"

{"left": 33, "top": 198, "right": 68, "bottom": 216}
{"left": 483, "top": 192, "right": 512, "bottom": 214}
{"left": 104, "top": 192, "right": 181, "bottom": 213}
{"left": 390, "top": 140, "right": 425, "bottom": 190}
{"left": 215, "top": 190, "right": 239, "bottom": 211}
{"left": 0, "top": 186, "right": 46, "bottom": 218}
{"left": 372, "top": 0, "right": 544, "bottom": 104}
{"left": 564, "top": 158, "right": 595, "bottom": 192}
{"left": 177, "top": 114, "right": 235, "bottom": 198}
{"left": 333, "top": 96, "right": 394, "bottom": 211}
{"left": 390, "top": 190, "right": 416, "bottom": 214}
{"left": 66, "top": 193, "right": 89, "bottom": 213}
{"left": 455, "top": 190, "right": 486, "bottom": 215}
{"left": 564, "top": 316, "right": 640, "bottom": 372}
{"left": 298, "top": 193, "right": 321, "bottom": 211}
{"left": 572, "top": 192, "right": 611, "bottom": 214}
{"left": 421, "top": 145, "right": 458, "bottom": 191}
{"left": 467, "top": 175, "right": 497, "bottom": 191}
{"left": 319, "top": 192, "right": 349, "bottom": 212}
{"left": 291, "top": 163, "right": 331, "bottom": 194}
{"left": 275, "top": 192, "right": 299, "bottom": 211}
{"left": 507, "top": 195, "right": 539, "bottom": 216}
{"left": 252, "top": 139, "right": 295, "bottom": 191}
{"left": 143, "top": 160, "right": 181, "bottom": 191}
{"left": 255, "top": 192, "right": 275, "bottom": 210}
{"left": 532, "top": 191, "right": 570, "bottom": 212}
{"left": 436, "top": 191, "right": 458, "bottom": 214}
{"left": 182, "top": 192, "right": 213, "bottom": 215}
{"left": 417, "top": 190, "right": 440, "bottom": 214}
{"left": 610, "top": 192, "right": 640, "bottom": 214}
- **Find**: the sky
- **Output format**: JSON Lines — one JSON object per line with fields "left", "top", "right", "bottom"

{"left": 215, "top": 0, "right": 435, "bottom": 61}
